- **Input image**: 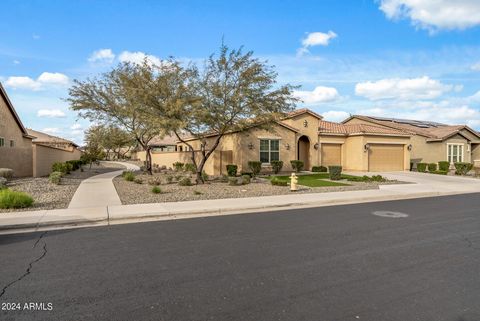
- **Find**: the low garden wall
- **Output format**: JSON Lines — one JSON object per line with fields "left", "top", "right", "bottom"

{"left": 33, "top": 144, "right": 82, "bottom": 177}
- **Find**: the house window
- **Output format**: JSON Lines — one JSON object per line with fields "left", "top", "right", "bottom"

{"left": 260, "top": 139, "right": 279, "bottom": 163}
{"left": 447, "top": 144, "right": 464, "bottom": 163}
{"left": 9, "top": 140, "right": 15, "bottom": 148}
{"left": 0, "top": 137, "right": 4, "bottom": 147}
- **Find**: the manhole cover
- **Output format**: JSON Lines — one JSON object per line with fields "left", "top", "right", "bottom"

{"left": 372, "top": 211, "right": 409, "bottom": 218}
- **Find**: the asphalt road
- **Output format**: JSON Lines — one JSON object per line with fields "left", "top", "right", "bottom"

{"left": 1, "top": 194, "right": 480, "bottom": 321}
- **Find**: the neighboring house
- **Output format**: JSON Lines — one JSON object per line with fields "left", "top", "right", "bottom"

{"left": 0, "top": 83, "right": 34, "bottom": 177}
{"left": 136, "top": 108, "right": 412, "bottom": 174}
{"left": 343, "top": 115, "right": 480, "bottom": 168}
{"left": 26, "top": 129, "right": 82, "bottom": 177}
{"left": 0, "top": 82, "right": 82, "bottom": 177}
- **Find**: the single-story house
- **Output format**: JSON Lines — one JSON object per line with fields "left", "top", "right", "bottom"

{"left": 342, "top": 115, "right": 480, "bottom": 168}
{"left": 136, "top": 108, "right": 412, "bottom": 175}
{"left": 0, "top": 82, "right": 82, "bottom": 177}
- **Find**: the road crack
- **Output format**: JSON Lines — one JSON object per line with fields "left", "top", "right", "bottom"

{"left": 0, "top": 231, "right": 48, "bottom": 299}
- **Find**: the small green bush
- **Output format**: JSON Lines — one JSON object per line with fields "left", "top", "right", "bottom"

{"left": 432, "top": 170, "right": 448, "bottom": 175}
{"left": 0, "top": 177, "right": 7, "bottom": 189}
{"left": 0, "top": 168, "right": 14, "bottom": 179}
{"left": 271, "top": 177, "right": 288, "bottom": 186}
{"left": 52, "top": 162, "right": 67, "bottom": 174}
{"left": 428, "top": 163, "right": 437, "bottom": 172}
{"left": 175, "top": 174, "right": 183, "bottom": 181}
{"left": 193, "top": 190, "right": 202, "bottom": 195}
{"left": 328, "top": 166, "right": 342, "bottom": 180}
{"left": 123, "top": 172, "right": 135, "bottom": 181}
{"left": 371, "top": 175, "right": 386, "bottom": 182}
{"left": 290, "top": 160, "right": 304, "bottom": 172}
{"left": 173, "top": 162, "right": 184, "bottom": 171}
{"left": 417, "top": 163, "right": 427, "bottom": 173}
{"left": 226, "top": 164, "right": 238, "bottom": 177}
{"left": 49, "top": 171, "right": 63, "bottom": 185}
{"left": 0, "top": 189, "right": 34, "bottom": 209}
{"left": 151, "top": 186, "right": 162, "bottom": 194}
{"left": 228, "top": 177, "right": 238, "bottom": 186}
{"left": 312, "top": 166, "right": 327, "bottom": 172}
{"left": 184, "top": 163, "right": 196, "bottom": 173}
{"left": 248, "top": 161, "right": 262, "bottom": 177}
{"left": 66, "top": 160, "right": 83, "bottom": 171}
{"left": 220, "top": 174, "right": 229, "bottom": 183}
{"left": 454, "top": 162, "right": 474, "bottom": 175}
{"left": 270, "top": 160, "right": 283, "bottom": 174}
{"left": 134, "top": 178, "right": 143, "bottom": 184}
{"left": 241, "top": 175, "right": 251, "bottom": 185}
{"left": 240, "top": 171, "right": 253, "bottom": 177}
{"left": 148, "top": 177, "right": 162, "bottom": 186}
{"left": 166, "top": 175, "right": 174, "bottom": 183}
{"left": 178, "top": 177, "right": 193, "bottom": 186}
{"left": 438, "top": 161, "right": 450, "bottom": 172}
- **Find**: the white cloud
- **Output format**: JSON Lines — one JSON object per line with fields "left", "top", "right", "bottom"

{"left": 379, "top": 0, "right": 480, "bottom": 31}
{"left": 4, "top": 72, "right": 69, "bottom": 91}
{"left": 294, "top": 86, "right": 340, "bottom": 104}
{"left": 322, "top": 110, "right": 350, "bottom": 122}
{"left": 13, "top": 60, "right": 20, "bottom": 65}
{"left": 88, "top": 49, "right": 115, "bottom": 63}
{"left": 71, "top": 129, "right": 83, "bottom": 136}
{"left": 297, "top": 31, "right": 337, "bottom": 55}
{"left": 118, "top": 51, "right": 161, "bottom": 66}
{"left": 355, "top": 76, "right": 453, "bottom": 100}
{"left": 32, "top": 34, "right": 40, "bottom": 40}
{"left": 42, "top": 127, "right": 60, "bottom": 134}
{"left": 471, "top": 62, "right": 480, "bottom": 71}
{"left": 37, "top": 109, "right": 66, "bottom": 118}
{"left": 70, "top": 123, "right": 82, "bottom": 130}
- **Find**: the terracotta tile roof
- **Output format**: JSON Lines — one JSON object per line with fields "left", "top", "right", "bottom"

{"left": 148, "top": 134, "right": 180, "bottom": 146}
{"left": 345, "top": 115, "right": 480, "bottom": 140}
{"left": 318, "top": 120, "right": 408, "bottom": 136}
{"left": 26, "top": 129, "right": 79, "bottom": 147}
{"left": 285, "top": 108, "right": 323, "bottom": 120}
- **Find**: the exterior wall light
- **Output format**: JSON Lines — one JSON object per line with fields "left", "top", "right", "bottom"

{"left": 285, "top": 143, "right": 290, "bottom": 150}
{"left": 248, "top": 142, "right": 254, "bottom": 150}
{"left": 364, "top": 143, "right": 370, "bottom": 152}
{"left": 314, "top": 143, "right": 319, "bottom": 150}
{"left": 407, "top": 144, "right": 413, "bottom": 151}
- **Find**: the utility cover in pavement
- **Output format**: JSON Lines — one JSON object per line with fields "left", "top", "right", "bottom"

{"left": 372, "top": 211, "right": 409, "bottom": 218}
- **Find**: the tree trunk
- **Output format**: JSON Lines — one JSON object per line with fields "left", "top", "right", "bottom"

{"left": 145, "top": 146, "right": 153, "bottom": 175}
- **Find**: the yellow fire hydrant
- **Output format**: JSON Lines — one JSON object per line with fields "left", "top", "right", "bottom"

{"left": 290, "top": 173, "right": 298, "bottom": 191}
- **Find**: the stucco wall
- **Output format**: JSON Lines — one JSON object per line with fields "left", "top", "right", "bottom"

{"left": 0, "top": 95, "right": 33, "bottom": 177}
{"left": 33, "top": 144, "right": 82, "bottom": 177}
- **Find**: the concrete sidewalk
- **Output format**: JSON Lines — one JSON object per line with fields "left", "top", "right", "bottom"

{"left": 68, "top": 161, "right": 140, "bottom": 208}
{"left": 2, "top": 171, "right": 480, "bottom": 234}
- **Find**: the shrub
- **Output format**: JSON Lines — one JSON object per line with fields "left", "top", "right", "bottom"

{"left": 201, "top": 171, "right": 209, "bottom": 182}
{"left": 123, "top": 172, "right": 135, "bottom": 181}
{"left": 193, "top": 190, "right": 202, "bottom": 195}
{"left": 166, "top": 175, "right": 174, "bottom": 184}
{"left": 220, "top": 174, "right": 229, "bottom": 183}
{"left": 271, "top": 177, "right": 288, "bottom": 186}
{"left": 312, "top": 166, "right": 327, "bottom": 173}
{"left": 438, "top": 161, "right": 450, "bottom": 172}
{"left": 148, "top": 177, "right": 162, "bottom": 186}
{"left": 371, "top": 175, "right": 386, "bottom": 182}
{"left": 417, "top": 163, "right": 427, "bottom": 173}
{"left": 0, "top": 177, "right": 7, "bottom": 189}
{"left": 248, "top": 161, "right": 262, "bottom": 177}
{"left": 173, "top": 162, "right": 184, "bottom": 171}
{"left": 270, "top": 160, "right": 283, "bottom": 174}
{"left": 240, "top": 171, "right": 253, "bottom": 177}
{"left": 178, "top": 177, "right": 193, "bottom": 186}
{"left": 241, "top": 175, "right": 251, "bottom": 185}
{"left": 432, "top": 170, "right": 448, "bottom": 175}
{"left": 454, "top": 162, "right": 474, "bottom": 175}
{"left": 52, "top": 162, "right": 66, "bottom": 174}
{"left": 151, "top": 186, "right": 162, "bottom": 194}
{"left": 0, "top": 189, "right": 34, "bottom": 209}
{"left": 228, "top": 177, "right": 238, "bottom": 186}
{"left": 328, "top": 166, "right": 342, "bottom": 180}
{"left": 134, "top": 178, "right": 143, "bottom": 184}
{"left": 49, "top": 171, "right": 63, "bottom": 185}
{"left": 184, "top": 163, "right": 196, "bottom": 173}
{"left": 66, "top": 160, "right": 83, "bottom": 171}
{"left": 0, "top": 168, "right": 14, "bottom": 179}
{"left": 428, "top": 163, "right": 437, "bottom": 172}
{"left": 175, "top": 174, "right": 183, "bottom": 181}
{"left": 290, "top": 160, "right": 304, "bottom": 172}
{"left": 226, "top": 164, "right": 238, "bottom": 177}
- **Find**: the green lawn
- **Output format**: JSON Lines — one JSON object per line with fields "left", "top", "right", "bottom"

{"left": 271, "top": 173, "right": 349, "bottom": 187}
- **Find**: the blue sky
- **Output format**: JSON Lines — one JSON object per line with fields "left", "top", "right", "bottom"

{"left": 1, "top": 0, "right": 480, "bottom": 144}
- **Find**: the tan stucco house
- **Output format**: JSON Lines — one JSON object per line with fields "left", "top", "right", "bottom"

{"left": 0, "top": 83, "right": 82, "bottom": 177}
{"left": 136, "top": 108, "right": 412, "bottom": 175}
{"left": 343, "top": 115, "right": 480, "bottom": 169}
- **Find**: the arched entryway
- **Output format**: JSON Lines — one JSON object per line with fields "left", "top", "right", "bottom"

{"left": 297, "top": 135, "right": 310, "bottom": 170}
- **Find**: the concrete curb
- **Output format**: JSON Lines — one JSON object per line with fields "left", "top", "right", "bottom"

{"left": 2, "top": 189, "right": 476, "bottom": 234}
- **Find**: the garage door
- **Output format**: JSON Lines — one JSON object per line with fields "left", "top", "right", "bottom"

{"left": 369, "top": 144, "right": 404, "bottom": 171}
{"left": 321, "top": 144, "right": 342, "bottom": 167}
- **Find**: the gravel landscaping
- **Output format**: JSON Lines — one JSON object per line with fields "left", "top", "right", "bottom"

{"left": 113, "top": 171, "right": 402, "bottom": 205}
{"left": 1, "top": 162, "right": 126, "bottom": 213}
